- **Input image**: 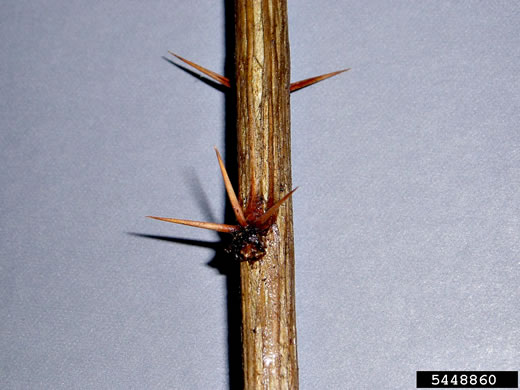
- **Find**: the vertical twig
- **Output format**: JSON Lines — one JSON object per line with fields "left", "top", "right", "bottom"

{"left": 150, "top": 2, "right": 348, "bottom": 388}
{"left": 235, "top": 1, "right": 298, "bottom": 389}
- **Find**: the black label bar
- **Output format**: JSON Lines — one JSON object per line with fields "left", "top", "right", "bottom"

{"left": 417, "top": 371, "right": 518, "bottom": 388}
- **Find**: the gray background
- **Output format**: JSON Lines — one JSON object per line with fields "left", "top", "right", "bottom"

{"left": 1, "top": 1, "right": 519, "bottom": 389}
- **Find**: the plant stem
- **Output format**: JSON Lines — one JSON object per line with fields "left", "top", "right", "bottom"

{"left": 235, "top": 1, "right": 298, "bottom": 389}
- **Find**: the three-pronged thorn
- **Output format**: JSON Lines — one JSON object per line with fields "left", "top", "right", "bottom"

{"left": 147, "top": 148, "right": 298, "bottom": 261}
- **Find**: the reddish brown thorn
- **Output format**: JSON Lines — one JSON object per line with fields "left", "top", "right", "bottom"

{"left": 214, "top": 148, "right": 247, "bottom": 227}
{"left": 255, "top": 187, "right": 299, "bottom": 227}
{"left": 290, "top": 68, "right": 351, "bottom": 92}
{"left": 168, "top": 51, "right": 231, "bottom": 88}
{"left": 147, "top": 216, "right": 239, "bottom": 233}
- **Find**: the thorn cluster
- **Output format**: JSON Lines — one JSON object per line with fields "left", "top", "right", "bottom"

{"left": 148, "top": 148, "right": 298, "bottom": 261}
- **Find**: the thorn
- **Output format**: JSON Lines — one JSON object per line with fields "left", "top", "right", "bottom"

{"left": 290, "top": 68, "right": 350, "bottom": 92}
{"left": 168, "top": 51, "right": 231, "bottom": 87}
{"left": 147, "top": 216, "right": 239, "bottom": 233}
{"left": 255, "top": 187, "right": 299, "bottom": 226}
{"left": 214, "top": 148, "right": 247, "bottom": 227}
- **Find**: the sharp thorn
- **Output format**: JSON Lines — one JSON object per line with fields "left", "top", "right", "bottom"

{"left": 147, "top": 216, "right": 239, "bottom": 233}
{"left": 168, "top": 51, "right": 231, "bottom": 87}
{"left": 290, "top": 68, "right": 350, "bottom": 92}
{"left": 255, "top": 187, "right": 299, "bottom": 226}
{"left": 214, "top": 147, "right": 248, "bottom": 227}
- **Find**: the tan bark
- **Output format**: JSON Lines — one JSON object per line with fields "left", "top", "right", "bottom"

{"left": 235, "top": 1, "right": 298, "bottom": 389}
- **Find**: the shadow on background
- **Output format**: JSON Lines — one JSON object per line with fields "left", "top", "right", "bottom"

{"left": 219, "top": 1, "right": 242, "bottom": 388}
{"left": 162, "top": 57, "right": 229, "bottom": 93}
{"left": 135, "top": 2, "right": 243, "bottom": 389}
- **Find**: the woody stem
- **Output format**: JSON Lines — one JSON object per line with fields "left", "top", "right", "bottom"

{"left": 235, "top": 0, "right": 298, "bottom": 389}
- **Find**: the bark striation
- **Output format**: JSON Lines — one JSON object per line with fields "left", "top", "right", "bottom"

{"left": 235, "top": 1, "right": 298, "bottom": 389}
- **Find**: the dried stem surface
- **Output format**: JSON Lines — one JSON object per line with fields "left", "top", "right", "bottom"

{"left": 235, "top": 0, "right": 298, "bottom": 389}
